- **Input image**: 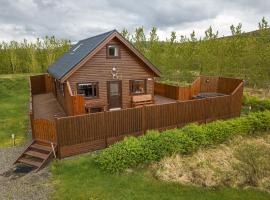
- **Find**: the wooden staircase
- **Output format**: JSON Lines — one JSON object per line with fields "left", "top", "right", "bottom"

{"left": 14, "top": 140, "right": 57, "bottom": 172}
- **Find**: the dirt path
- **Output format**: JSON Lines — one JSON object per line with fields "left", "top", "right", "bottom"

{"left": 0, "top": 142, "right": 53, "bottom": 200}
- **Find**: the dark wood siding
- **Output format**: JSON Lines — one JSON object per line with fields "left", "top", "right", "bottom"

{"left": 67, "top": 37, "right": 155, "bottom": 110}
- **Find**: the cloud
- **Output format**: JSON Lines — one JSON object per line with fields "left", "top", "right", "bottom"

{"left": 0, "top": 0, "right": 269, "bottom": 41}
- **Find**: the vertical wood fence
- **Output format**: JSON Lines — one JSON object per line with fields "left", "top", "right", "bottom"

{"left": 32, "top": 119, "right": 57, "bottom": 143}
{"left": 55, "top": 81, "right": 243, "bottom": 158}
{"left": 29, "top": 74, "right": 57, "bottom": 143}
{"left": 30, "top": 74, "right": 54, "bottom": 95}
{"left": 29, "top": 74, "right": 244, "bottom": 158}
{"left": 155, "top": 76, "right": 243, "bottom": 101}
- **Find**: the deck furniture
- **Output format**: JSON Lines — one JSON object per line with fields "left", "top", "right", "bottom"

{"left": 132, "top": 94, "right": 154, "bottom": 107}
{"left": 85, "top": 102, "right": 107, "bottom": 113}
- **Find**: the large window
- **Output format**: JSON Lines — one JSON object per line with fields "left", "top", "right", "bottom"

{"left": 130, "top": 80, "right": 146, "bottom": 95}
{"left": 77, "top": 82, "right": 98, "bottom": 98}
{"left": 107, "top": 45, "right": 119, "bottom": 58}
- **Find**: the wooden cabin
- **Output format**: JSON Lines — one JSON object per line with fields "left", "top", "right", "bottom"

{"left": 14, "top": 30, "right": 244, "bottom": 171}
{"left": 48, "top": 30, "right": 161, "bottom": 113}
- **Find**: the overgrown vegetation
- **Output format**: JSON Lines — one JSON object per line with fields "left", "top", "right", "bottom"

{"left": 242, "top": 93, "right": 270, "bottom": 112}
{"left": 0, "top": 74, "right": 29, "bottom": 146}
{"left": 154, "top": 135, "right": 270, "bottom": 192}
{"left": 234, "top": 139, "right": 270, "bottom": 187}
{"left": 96, "top": 111, "right": 270, "bottom": 173}
{"left": 1, "top": 18, "right": 270, "bottom": 88}
{"left": 51, "top": 154, "right": 270, "bottom": 200}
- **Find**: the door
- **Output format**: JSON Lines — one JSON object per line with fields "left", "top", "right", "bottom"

{"left": 107, "top": 80, "right": 122, "bottom": 109}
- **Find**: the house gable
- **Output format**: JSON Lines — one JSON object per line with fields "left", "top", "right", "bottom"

{"left": 67, "top": 37, "right": 156, "bottom": 109}
{"left": 48, "top": 30, "right": 161, "bottom": 83}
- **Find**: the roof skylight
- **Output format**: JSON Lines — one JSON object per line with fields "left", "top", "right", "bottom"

{"left": 72, "top": 43, "right": 83, "bottom": 52}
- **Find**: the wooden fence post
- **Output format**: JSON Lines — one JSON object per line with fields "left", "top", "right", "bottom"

{"left": 30, "top": 112, "right": 35, "bottom": 139}
{"left": 55, "top": 118, "right": 61, "bottom": 159}
{"left": 104, "top": 111, "right": 109, "bottom": 147}
{"left": 142, "top": 106, "right": 146, "bottom": 134}
{"left": 204, "top": 98, "right": 210, "bottom": 123}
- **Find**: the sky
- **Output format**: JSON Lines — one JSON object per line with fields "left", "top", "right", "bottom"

{"left": 0, "top": 0, "right": 269, "bottom": 42}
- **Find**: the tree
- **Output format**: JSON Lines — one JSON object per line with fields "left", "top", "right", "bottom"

{"left": 147, "top": 27, "right": 161, "bottom": 69}
{"left": 180, "top": 35, "right": 188, "bottom": 43}
{"left": 230, "top": 23, "right": 243, "bottom": 35}
{"left": 190, "top": 30, "right": 197, "bottom": 42}
{"left": 259, "top": 17, "right": 269, "bottom": 30}
{"left": 121, "top": 28, "right": 130, "bottom": 41}
{"left": 149, "top": 27, "right": 159, "bottom": 43}
{"left": 132, "top": 27, "right": 146, "bottom": 54}
{"left": 170, "top": 31, "right": 177, "bottom": 44}
{"left": 204, "top": 26, "right": 218, "bottom": 40}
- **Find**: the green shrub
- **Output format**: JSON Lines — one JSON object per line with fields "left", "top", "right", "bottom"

{"left": 181, "top": 124, "right": 209, "bottom": 147}
{"left": 242, "top": 93, "right": 270, "bottom": 112}
{"left": 96, "top": 111, "right": 270, "bottom": 173}
{"left": 97, "top": 137, "right": 144, "bottom": 172}
{"left": 159, "top": 129, "right": 196, "bottom": 154}
{"left": 246, "top": 111, "right": 270, "bottom": 133}
{"left": 203, "top": 121, "right": 235, "bottom": 144}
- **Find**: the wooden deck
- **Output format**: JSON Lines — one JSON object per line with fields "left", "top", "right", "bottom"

{"left": 33, "top": 93, "right": 66, "bottom": 120}
{"left": 29, "top": 74, "right": 244, "bottom": 158}
{"left": 154, "top": 95, "right": 177, "bottom": 104}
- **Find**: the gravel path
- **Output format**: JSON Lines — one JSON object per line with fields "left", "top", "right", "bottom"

{"left": 0, "top": 142, "right": 53, "bottom": 200}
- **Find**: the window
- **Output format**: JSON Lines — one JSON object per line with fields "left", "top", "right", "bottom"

{"left": 107, "top": 45, "right": 119, "bottom": 57}
{"left": 110, "top": 82, "right": 120, "bottom": 96}
{"left": 77, "top": 82, "right": 98, "bottom": 98}
{"left": 130, "top": 80, "right": 146, "bottom": 95}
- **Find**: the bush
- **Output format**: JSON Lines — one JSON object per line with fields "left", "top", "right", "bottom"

{"left": 97, "top": 137, "right": 144, "bottom": 172}
{"left": 242, "top": 93, "right": 270, "bottom": 112}
{"left": 233, "top": 140, "right": 270, "bottom": 186}
{"left": 96, "top": 111, "right": 270, "bottom": 173}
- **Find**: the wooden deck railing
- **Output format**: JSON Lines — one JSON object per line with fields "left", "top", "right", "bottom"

{"left": 65, "top": 81, "right": 85, "bottom": 116}
{"left": 29, "top": 74, "right": 57, "bottom": 143}
{"left": 29, "top": 74, "right": 85, "bottom": 143}
{"left": 30, "top": 74, "right": 54, "bottom": 95}
{"left": 155, "top": 76, "right": 243, "bottom": 101}
{"left": 54, "top": 86, "right": 242, "bottom": 158}
{"left": 28, "top": 74, "right": 244, "bottom": 158}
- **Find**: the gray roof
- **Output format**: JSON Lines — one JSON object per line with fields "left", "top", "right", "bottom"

{"left": 48, "top": 30, "right": 115, "bottom": 80}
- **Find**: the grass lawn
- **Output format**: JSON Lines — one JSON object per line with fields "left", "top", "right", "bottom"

{"left": 51, "top": 155, "right": 270, "bottom": 200}
{"left": 0, "top": 74, "right": 29, "bottom": 147}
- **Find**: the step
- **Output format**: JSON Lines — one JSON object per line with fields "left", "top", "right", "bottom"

{"left": 18, "top": 158, "right": 42, "bottom": 168}
{"left": 31, "top": 144, "right": 52, "bottom": 152}
{"left": 35, "top": 139, "right": 54, "bottom": 146}
{"left": 25, "top": 150, "right": 48, "bottom": 160}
